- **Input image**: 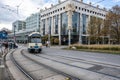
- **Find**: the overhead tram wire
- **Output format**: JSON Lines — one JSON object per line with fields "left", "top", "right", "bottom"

{"left": 84, "top": 0, "right": 106, "bottom": 9}
{"left": 92, "top": 0, "right": 105, "bottom": 5}
{"left": 0, "top": 5, "right": 17, "bottom": 14}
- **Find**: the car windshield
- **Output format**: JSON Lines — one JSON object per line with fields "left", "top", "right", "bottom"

{"left": 31, "top": 38, "right": 41, "bottom": 43}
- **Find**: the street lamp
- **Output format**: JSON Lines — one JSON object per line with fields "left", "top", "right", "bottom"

{"left": 65, "top": 2, "right": 75, "bottom": 46}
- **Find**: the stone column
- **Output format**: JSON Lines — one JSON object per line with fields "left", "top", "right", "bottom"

{"left": 67, "top": 11, "right": 73, "bottom": 46}
{"left": 88, "top": 15, "right": 90, "bottom": 45}
{"left": 58, "top": 14, "right": 61, "bottom": 45}
{"left": 40, "top": 20, "right": 43, "bottom": 36}
{"left": 51, "top": 16, "right": 54, "bottom": 35}
{"left": 45, "top": 18, "right": 48, "bottom": 35}
{"left": 79, "top": 13, "right": 82, "bottom": 44}
{"left": 65, "top": 2, "right": 75, "bottom": 46}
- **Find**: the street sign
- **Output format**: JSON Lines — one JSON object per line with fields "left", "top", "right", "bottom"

{"left": 0, "top": 30, "right": 8, "bottom": 39}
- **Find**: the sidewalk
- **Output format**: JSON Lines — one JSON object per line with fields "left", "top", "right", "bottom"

{"left": 49, "top": 45, "right": 68, "bottom": 49}
{"left": 0, "top": 48, "right": 15, "bottom": 80}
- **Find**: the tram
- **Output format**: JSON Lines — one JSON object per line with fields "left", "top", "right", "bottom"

{"left": 27, "top": 32, "right": 42, "bottom": 53}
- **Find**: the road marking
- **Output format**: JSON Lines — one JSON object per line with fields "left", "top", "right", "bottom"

{"left": 83, "top": 55, "right": 105, "bottom": 59}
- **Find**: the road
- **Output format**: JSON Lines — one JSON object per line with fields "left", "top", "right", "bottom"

{"left": 38, "top": 46, "right": 120, "bottom": 79}
{"left": 5, "top": 46, "right": 120, "bottom": 80}
{"left": 42, "top": 47, "right": 120, "bottom": 67}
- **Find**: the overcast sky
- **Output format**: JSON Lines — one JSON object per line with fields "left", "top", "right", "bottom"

{"left": 0, "top": 0, "right": 120, "bottom": 30}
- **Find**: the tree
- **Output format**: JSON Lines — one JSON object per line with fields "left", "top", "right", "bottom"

{"left": 87, "top": 16, "right": 97, "bottom": 44}
{"left": 95, "top": 18, "right": 103, "bottom": 44}
{"left": 54, "top": 38, "right": 59, "bottom": 45}
{"left": 104, "top": 5, "right": 120, "bottom": 44}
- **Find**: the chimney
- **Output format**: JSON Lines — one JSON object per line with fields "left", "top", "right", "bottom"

{"left": 97, "top": 5, "right": 99, "bottom": 8}
{"left": 45, "top": 7, "right": 47, "bottom": 10}
{"left": 80, "top": 0, "right": 83, "bottom": 2}
{"left": 103, "top": 7, "right": 106, "bottom": 10}
{"left": 89, "top": 2, "right": 91, "bottom": 5}
{"left": 58, "top": 0, "right": 61, "bottom": 3}
{"left": 40, "top": 9, "right": 43, "bottom": 12}
{"left": 51, "top": 4, "right": 53, "bottom": 7}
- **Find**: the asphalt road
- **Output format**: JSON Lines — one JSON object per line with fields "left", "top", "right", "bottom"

{"left": 42, "top": 46, "right": 120, "bottom": 67}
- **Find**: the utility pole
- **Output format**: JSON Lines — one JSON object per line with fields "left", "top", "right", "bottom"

{"left": 16, "top": 0, "right": 23, "bottom": 16}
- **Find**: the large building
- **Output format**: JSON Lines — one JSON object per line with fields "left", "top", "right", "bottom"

{"left": 9, "top": 13, "right": 41, "bottom": 43}
{"left": 12, "top": 20, "right": 26, "bottom": 32}
{"left": 9, "top": 0, "right": 107, "bottom": 45}
{"left": 40, "top": 0, "right": 107, "bottom": 45}
{"left": 9, "top": 20, "right": 26, "bottom": 43}
{"left": 26, "top": 13, "right": 41, "bottom": 32}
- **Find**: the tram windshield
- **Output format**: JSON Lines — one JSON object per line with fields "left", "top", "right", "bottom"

{"left": 30, "top": 38, "right": 41, "bottom": 43}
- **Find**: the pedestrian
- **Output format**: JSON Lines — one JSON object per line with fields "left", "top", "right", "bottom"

{"left": 3, "top": 41, "right": 8, "bottom": 55}
{"left": 46, "top": 41, "right": 48, "bottom": 47}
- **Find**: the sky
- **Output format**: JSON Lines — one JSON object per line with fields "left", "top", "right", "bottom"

{"left": 0, "top": 0, "right": 120, "bottom": 30}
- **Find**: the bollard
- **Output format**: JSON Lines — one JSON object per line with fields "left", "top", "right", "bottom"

{"left": 0, "top": 65, "right": 5, "bottom": 80}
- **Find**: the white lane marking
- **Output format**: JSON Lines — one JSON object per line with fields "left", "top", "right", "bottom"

{"left": 83, "top": 55, "right": 105, "bottom": 59}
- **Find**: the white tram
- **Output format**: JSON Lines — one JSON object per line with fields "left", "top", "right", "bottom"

{"left": 27, "top": 32, "right": 42, "bottom": 53}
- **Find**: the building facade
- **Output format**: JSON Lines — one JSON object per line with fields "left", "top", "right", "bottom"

{"left": 9, "top": 12, "right": 41, "bottom": 43}
{"left": 12, "top": 20, "right": 26, "bottom": 32}
{"left": 26, "top": 13, "right": 41, "bottom": 32}
{"left": 40, "top": 0, "right": 107, "bottom": 45}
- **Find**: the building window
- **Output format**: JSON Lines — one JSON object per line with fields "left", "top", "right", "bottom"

{"left": 72, "top": 12, "right": 80, "bottom": 35}
{"left": 79, "top": 7, "right": 81, "bottom": 10}
{"left": 95, "top": 12, "right": 97, "bottom": 14}
{"left": 61, "top": 12, "right": 68, "bottom": 35}
{"left": 82, "top": 14, "right": 87, "bottom": 34}
{"left": 55, "top": 15, "right": 59, "bottom": 34}
{"left": 76, "top": 6, "right": 77, "bottom": 9}
{"left": 87, "top": 9, "right": 89, "bottom": 12}
{"left": 63, "top": 7, "right": 65, "bottom": 9}
{"left": 43, "top": 19, "right": 45, "bottom": 35}
{"left": 47, "top": 18, "right": 51, "bottom": 35}
{"left": 82, "top": 8, "right": 84, "bottom": 11}
{"left": 90, "top": 11, "right": 92, "bottom": 13}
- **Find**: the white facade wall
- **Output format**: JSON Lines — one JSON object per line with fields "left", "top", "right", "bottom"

{"left": 26, "top": 13, "right": 40, "bottom": 32}
{"left": 12, "top": 20, "right": 26, "bottom": 32}
{"left": 40, "top": 0, "right": 107, "bottom": 44}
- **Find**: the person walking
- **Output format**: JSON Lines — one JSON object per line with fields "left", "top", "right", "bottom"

{"left": 4, "top": 41, "right": 8, "bottom": 54}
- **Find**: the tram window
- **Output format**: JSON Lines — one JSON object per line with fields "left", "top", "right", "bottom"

{"left": 30, "top": 38, "right": 41, "bottom": 43}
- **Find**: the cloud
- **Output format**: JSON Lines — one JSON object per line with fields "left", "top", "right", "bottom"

{"left": 0, "top": 0, "right": 55, "bottom": 30}
{"left": 0, "top": 0, "right": 118, "bottom": 30}
{"left": 113, "top": 0, "right": 120, "bottom": 2}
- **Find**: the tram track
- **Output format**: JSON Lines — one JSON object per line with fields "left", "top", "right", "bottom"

{"left": 21, "top": 50, "right": 81, "bottom": 80}
{"left": 41, "top": 53, "right": 120, "bottom": 69}
{"left": 34, "top": 52, "right": 120, "bottom": 79}
{"left": 10, "top": 50, "right": 35, "bottom": 80}
{"left": 22, "top": 49, "right": 120, "bottom": 80}
{"left": 10, "top": 47, "right": 81, "bottom": 80}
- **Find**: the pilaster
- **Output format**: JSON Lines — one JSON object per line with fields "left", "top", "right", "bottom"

{"left": 79, "top": 13, "right": 83, "bottom": 44}
{"left": 58, "top": 14, "right": 61, "bottom": 45}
